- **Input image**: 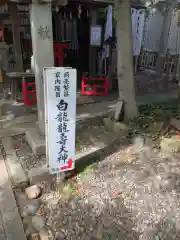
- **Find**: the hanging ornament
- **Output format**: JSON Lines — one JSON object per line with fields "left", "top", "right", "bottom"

{"left": 87, "top": 9, "right": 89, "bottom": 17}
{"left": 2, "top": 4, "right": 4, "bottom": 13}
{"left": 78, "top": 4, "right": 82, "bottom": 19}
{"left": 70, "top": 12, "right": 72, "bottom": 20}
{"left": 56, "top": 6, "right": 59, "bottom": 13}
{"left": 4, "top": 3, "right": 8, "bottom": 13}
{"left": 64, "top": 12, "right": 66, "bottom": 20}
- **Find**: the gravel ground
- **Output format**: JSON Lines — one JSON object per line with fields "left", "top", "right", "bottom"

{"left": 9, "top": 99, "right": 180, "bottom": 239}
{"left": 37, "top": 135, "right": 180, "bottom": 240}
{"left": 11, "top": 134, "right": 46, "bottom": 171}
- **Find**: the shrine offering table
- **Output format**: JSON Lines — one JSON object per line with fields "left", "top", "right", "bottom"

{"left": 6, "top": 72, "right": 35, "bottom": 101}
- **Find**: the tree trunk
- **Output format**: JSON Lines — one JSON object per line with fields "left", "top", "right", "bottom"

{"left": 115, "top": 0, "right": 138, "bottom": 119}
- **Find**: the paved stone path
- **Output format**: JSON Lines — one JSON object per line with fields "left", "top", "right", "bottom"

{"left": 0, "top": 153, "right": 26, "bottom": 240}
{"left": 0, "top": 214, "right": 5, "bottom": 240}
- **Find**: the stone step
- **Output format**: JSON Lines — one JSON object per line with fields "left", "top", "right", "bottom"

{"left": 1, "top": 137, "right": 28, "bottom": 189}
{"left": 25, "top": 110, "right": 114, "bottom": 156}
{"left": 0, "top": 114, "right": 37, "bottom": 129}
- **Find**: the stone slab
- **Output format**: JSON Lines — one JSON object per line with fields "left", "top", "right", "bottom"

{"left": 0, "top": 100, "right": 14, "bottom": 117}
{"left": 0, "top": 155, "right": 26, "bottom": 240}
{"left": 170, "top": 118, "right": 180, "bottom": 131}
{"left": 76, "top": 144, "right": 106, "bottom": 160}
{"left": 1, "top": 136, "right": 14, "bottom": 155}
{"left": 25, "top": 127, "right": 45, "bottom": 156}
{"left": 0, "top": 121, "right": 37, "bottom": 139}
{"left": 114, "top": 100, "right": 124, "bottom": 121}
{"left": 0, "top": 99, "right": 37, "bottom": 117}
{"left": 25, "top": 109, "right": 114, "bottom": 156}
{"left": 39, "top": 228, "right": 49, "bottom": 240}
{"left": 0, "top": 114, "right": 37, "bottom": 129}
{"left": 0, "top": 101, "right": 27, "bottom": 117}
{"left": 28, "top": 165, "right": 55, "bottom": 185}
{"left": 0, "top": 215, "right": 5, "bottom": 240}
{"left": 2, "top": 137, "right": 28, "bottom": 188}
{"left": 0, "top": 127, "right": 26, "bottom": 139}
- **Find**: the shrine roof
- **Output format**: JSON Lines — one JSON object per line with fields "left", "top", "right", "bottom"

{"left": 0, "top": 0, "right": 168, "bottom": 8}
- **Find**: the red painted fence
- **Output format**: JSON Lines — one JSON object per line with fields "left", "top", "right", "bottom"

{"left": 21, "top": 43, "right": 108, "bottom": 105}
{"left": 81, "top": 76, "right": 108, "bottom": 96}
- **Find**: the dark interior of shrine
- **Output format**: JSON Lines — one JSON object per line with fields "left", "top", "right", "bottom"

{"left": 0, "top": 2, "right": 109, "bottom": 90}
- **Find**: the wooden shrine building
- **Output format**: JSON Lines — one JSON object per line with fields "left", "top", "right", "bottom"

{"left": 0, "top": 0, "right": 149, "bottom": 153}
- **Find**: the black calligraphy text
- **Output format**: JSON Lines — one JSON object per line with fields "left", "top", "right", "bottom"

{"left": 38, "top": 25, "right": 51, "bottom": 40}
{"left": 55, "top": 70, "right": 70, "bottom": 164}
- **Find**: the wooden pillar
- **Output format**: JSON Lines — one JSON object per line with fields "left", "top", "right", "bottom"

{"left": 174, "top": 14, "right": 180, "bottom": 83}
{"left": 30, "top": 2, "right": 54, "bottom": 135}
{"left": 9, "top": 2, "right": 24, "bottom": 100}
{"left": 9, "top": 2, "right": 23, "bottom": 71}
{"left": 89, "top": 7, "right": 97, "bottom": 76}
{"left": 115, "top": 0, "right": 138, "bottom": 118}
{"left": 175, "top": 54, "right": 180, "bottom": 82}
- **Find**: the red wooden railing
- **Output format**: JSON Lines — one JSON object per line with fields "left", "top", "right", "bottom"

{"left": 21, "top": 43, "right": 109, "bottom": 105}
{"left": 21, "top": 43, "right": 69, "bottom": 106}
{"left": 81, "top": 76, "right": 108, "bottom": 96}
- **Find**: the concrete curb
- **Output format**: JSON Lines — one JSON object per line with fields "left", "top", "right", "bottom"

{"left": 2, "top": 137, "right": 28, "bottom": 189}
{"left": 25, "top": 110, "right": 114, "bottom": 156}
{"left": 2, "top": 133, "right": 118, "bottom": 187}
{"left": 75, "top": 138, "right": 121, "bottom": 174}
{"left": 27, "top": 142, "right": 109, "bottom": 184}
{"left": 76, "top": 108, "right": 114, "bottom": 130}
{"left": 0, "top": 154, "right": 26, "bottom": 239}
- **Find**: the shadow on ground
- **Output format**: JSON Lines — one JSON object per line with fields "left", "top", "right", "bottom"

{"left": 45, "top": 189, "right": 140, "bottom": 240}
{"left": 5, "top": 98, "right": 180, "bottom": 239}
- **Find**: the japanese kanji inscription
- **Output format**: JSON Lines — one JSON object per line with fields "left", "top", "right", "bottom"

{"left": 43, "top": 67, "right": 77, "bottom": 173}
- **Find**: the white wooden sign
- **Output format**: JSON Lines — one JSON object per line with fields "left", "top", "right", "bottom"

{"left": 43, "top": 67, "right": 77, "bottom": 173}
{"left": 90, "top": 25, "right": 102, "bottom": 46}
{"left": 132, "top": 9, "right": 145, "bottom": 56}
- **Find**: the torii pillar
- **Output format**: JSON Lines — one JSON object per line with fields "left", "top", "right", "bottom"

{"left": 26, "top": 0, "right": 54, "bottom": 155}
{"left": 30, "top": 0, "right": 54, "bottom": 135}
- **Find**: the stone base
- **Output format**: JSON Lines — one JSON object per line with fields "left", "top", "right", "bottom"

{"left": 25, "top": 107, "right": 114, "bottom": 156}
{"left": 28, "top": 165, "right": 55, "bottom": 185}
{"left": 25, "top": 127, "right": 45, "bottom": 155}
